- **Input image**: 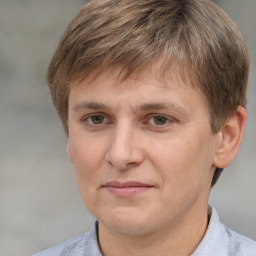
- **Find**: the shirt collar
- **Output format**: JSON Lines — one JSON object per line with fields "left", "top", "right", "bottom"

{"left": 84, "top": 221, "right": 102, "bottom": 256}
{"left": 192, "top": 205, "right": 229, "bottom": 256}
{"left": 84, "top": 206, "right": 228, "bottom": 256}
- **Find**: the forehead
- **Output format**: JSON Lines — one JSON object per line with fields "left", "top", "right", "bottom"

{"left": 72, "top": 61, "right": 198, "bottom": 92}
{"left": 69, "top": 65, "right": 208, "bottom": 115}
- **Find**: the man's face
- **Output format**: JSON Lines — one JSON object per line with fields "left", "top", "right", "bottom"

{"left": 67, "top": 69, "right": 220, "bottom": 236}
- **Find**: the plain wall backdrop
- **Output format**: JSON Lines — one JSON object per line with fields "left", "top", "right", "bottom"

{"left": 0, "top": 0, "right": 255, "bottom": 255}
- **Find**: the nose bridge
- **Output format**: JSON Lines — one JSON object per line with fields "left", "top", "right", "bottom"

{"left": 106, "top": 121, "right": 143, "bottom": 170}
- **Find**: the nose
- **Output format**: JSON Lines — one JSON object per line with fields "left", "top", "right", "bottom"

{"left": 105, "top": 123, "right": 144, "bottom": 170}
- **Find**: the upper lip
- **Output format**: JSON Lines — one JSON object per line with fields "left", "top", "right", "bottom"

{"left": 103, "top": 181, "right": 152, "bottom": 188}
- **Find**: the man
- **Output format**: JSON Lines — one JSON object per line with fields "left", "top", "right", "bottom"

{"left": 34, "top": 0, "right": 256, "bottom": 255}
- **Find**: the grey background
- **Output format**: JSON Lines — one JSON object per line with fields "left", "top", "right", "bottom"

{"left": 0, "top": 0, "right": 255, "bottom": 255}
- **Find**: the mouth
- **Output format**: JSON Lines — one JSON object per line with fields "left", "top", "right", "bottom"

{"left": 102, "top": 181, "right": 154, "bottom": 197}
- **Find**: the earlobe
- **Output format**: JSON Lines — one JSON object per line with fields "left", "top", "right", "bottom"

{"left": 67, "top": 140, "right": 73, "bottom": 163}
{"left": 213, "top": 106, "right": 246, "bottom": 168}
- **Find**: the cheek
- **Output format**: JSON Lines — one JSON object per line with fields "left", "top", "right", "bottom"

{"left": 70, "top": 137, "right": 107, "bottom": 195}
{"left": 148, "top": 136, "right": 189, "bottom": 177}
{"left": 72, "top": 135, "right": 106, "bottom": 172}
{"left": 149, "top": 132, "right": 214, "bottom": 190}
{"left": 70, "top": 139, "right": 106, "bottom": 215}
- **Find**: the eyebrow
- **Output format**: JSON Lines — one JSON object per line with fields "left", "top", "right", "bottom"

{"left": 72, "top": 102, "right": 111, "bottom": 112}
{"left": 139, "top": 103, "right": 189, "bottom": 115}
{"left": 72, "top": 101, "right": 188, "bottom": 114}
{"left": 140, "top": 103, "right": 175, "bottom": 111}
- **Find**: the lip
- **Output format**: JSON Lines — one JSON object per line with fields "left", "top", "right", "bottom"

{"left": 102, "top": 181, "right": 153, "bottom": 197}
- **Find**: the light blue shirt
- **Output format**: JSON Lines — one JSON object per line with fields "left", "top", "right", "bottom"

{"left": 33, "top": 206, "right": 256, "bottom": 256}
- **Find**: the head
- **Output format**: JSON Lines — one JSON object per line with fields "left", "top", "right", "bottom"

{"left": 47, "top": 0, "right": 249, "bottom": 186}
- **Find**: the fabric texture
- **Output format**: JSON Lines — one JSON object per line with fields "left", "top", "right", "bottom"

{"left": 33, "top": 206, "right": 256, "bottom": 256}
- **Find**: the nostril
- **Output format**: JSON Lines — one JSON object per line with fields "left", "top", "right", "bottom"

{"left": 126, "top": 161, "right": 139, "bottom": 168}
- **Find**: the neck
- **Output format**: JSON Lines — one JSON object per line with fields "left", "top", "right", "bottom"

{"left": 98, "top": 205, "right": 209, "bottom": 256}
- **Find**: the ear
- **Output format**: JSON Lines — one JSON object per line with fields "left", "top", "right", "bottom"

{"left": 213, "top": 106, "right": 246, "bottom": 168}
{"left": 67, "top": 140, "right": 73, "bottom": 163}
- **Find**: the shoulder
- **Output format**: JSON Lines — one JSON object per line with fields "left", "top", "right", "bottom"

{"left": 225, "top": 226, "right": 256, "bottom": 256}
{"left": 32, "top": 233, "right": 87, "bottom": 256}
{"left": 193, "top": 206, "right": 256, "bottom": 256}
{"left": 33, "top": 221, "right": 102, "bottom": 256}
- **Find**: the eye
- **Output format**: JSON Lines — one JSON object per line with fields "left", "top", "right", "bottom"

{"left": 84, "top": 114, "right": 109, "bottom": 126}
{"left": 147, "top": 115, "right": 171, "bottom": 126}
{"left": 89, "top": 115, "right": 105, "bottom": 124}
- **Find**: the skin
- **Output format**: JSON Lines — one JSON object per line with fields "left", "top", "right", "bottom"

{"left": 67, "top": 68, "right": 246, "bottom": 256}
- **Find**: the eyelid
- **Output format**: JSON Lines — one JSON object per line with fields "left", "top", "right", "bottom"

{"left": 82, "top": 112, "right": 107, "bottom": 119}
{"left": 145, "top": 114, "right": 175, "bottom": 126}
{"left": 81, "top": 112, "right": 176, "bottom": 130}
{"left": 82, "top": 112, "right": 111, "bottom": 126}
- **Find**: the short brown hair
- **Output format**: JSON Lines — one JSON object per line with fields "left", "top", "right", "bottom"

{"left": 46, "top": 0, "right": 249, "bottom": 186}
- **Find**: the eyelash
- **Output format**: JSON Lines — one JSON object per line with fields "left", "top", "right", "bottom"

{"left": 83, "top": 113, "right": 111, "bottom": 126}
{"left": 145, "top": 115, "right": 172, "bottom": 126}
{"left": 82, "top": 113, "right": 174, "bottom": 129}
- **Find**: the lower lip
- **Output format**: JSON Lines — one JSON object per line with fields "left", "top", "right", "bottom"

{"left": 104, "top": 186, "right": 152, "bottom": 197}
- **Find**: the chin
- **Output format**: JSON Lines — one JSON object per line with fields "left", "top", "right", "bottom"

{"left": 99, "top": 208, "right": 153, "bottom": 236}
{"left": 105, "top": 221, "right": 149, "bottom": 236}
